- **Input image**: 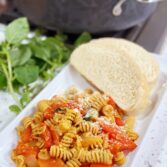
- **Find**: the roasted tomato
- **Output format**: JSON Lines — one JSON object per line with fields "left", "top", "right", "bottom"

{"left": 15, "top": 142, "right": 39, "bottom": 156}
{"left": 38, "top": 158, "right": 65, "bottom": 167}
{"left": 20, "top": 126, "right": 32, "bottom": 143}
{"left": 100, "top": 122, "right": 137, "bottom": 151}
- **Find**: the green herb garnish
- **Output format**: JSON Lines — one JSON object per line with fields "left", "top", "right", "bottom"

{"left": 83, "top": 116, "right": 92, "bottom": 121}
{"left": 0, "top": 17, "right": 91, "bottom": 113}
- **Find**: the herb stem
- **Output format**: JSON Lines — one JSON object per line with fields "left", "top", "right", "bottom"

{"left": 6, "top": 50, "right": 13, "bottom": 81}
{"left": 1, "top": 63, "right": 21, "bottom": 108}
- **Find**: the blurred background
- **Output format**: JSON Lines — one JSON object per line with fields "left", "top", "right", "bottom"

{"left": 0, "top": 0, "right": 166, "bottom": 55}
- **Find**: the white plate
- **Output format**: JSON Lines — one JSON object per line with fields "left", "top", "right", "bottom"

{"left": 0, "top": 55, "right": 167, "bottom": 167}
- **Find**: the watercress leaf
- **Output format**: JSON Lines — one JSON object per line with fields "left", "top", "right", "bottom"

{"left": 14, "top": 65, "right": 39, "bottom": 84}
{"left": 31, "top": 44, "right": 52, "bottom": 64}
{"left": 42, "top": 38, "right": 60, "bottom": 60}
{"left": 5, "top": 17, "right": 29, "bottom": 44}
{"left": 74, "top": 32, "right": 91, "bottom": 47}
{"left": 26, "top": 58, "right": 36, "bottom": 65}
{"left": 61, "top": 47, "right": 72, "bottom": 63}
{"left": 20, "top": 91, "right": 30, "bottom": 107}
{"left": 9, "top": 104, "right": 21, "bottom": 113}
{"left": 0, "top": 72, "right": 7, "bottom": 88}
{"left": 43, "top": 37, "right": 64, "bottom": 49}
{"left": 10, "top": 45, "right": 32, "bottom": 67}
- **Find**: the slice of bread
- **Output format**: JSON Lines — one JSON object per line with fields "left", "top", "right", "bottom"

{"left": 89, "top": 38, "right": 160, "bottom": 87}
{"left": 70, "top": 44, "right": 149, "bottom": 115}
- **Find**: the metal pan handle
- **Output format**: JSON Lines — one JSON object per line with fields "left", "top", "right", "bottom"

{"left": 137, "top": 0, "right": 164, "bottom": 3}
{"left": 112, "top": 0, "right": 127, "bottom": 16}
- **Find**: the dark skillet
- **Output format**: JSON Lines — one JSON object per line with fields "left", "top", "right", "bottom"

{"left": 14, "top": 0, "right": 157, "bottom": 33}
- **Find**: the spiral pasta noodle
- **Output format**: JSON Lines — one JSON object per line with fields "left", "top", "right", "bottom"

{"left": 65, "top": 109, "right": 77, "bottom": 122}
{"left": 66, "top": 158, "right": 81, "bottom": 167}
{"left": 44, "top": 118, "right": 55, "bottom": 127}
{"left": 53, "top": 113, "right": 64, "bottom": 124}
{"left": 78, "top": 149, "right": 113, "bottom": 164}
{"left": 73, "top": 112, "right": 82, "bottom": 126}
{"left": 34, "top": 111, "right": 44, "bottom": 123}
{"left": 79, "top": 121, "right": 99, "bottom": 135}
{"left": 12, "top": 154, "right": 26, "bottom": 167}
{"left": 22, "top": 117, "right": 32, "bottom": 128}
{"left": 88, "top": 92, "right": 107, "bottom": 111}
{"left": 114, "top": 152, "right": 126, "bottom": 165}
{"left": 50, "top": 145, "right": 73, "bottom": 161}
{"left": 101, "top": 105, "right": 114, "bottom": 117}
{"left": 34, "top": 136, "right": 45, "bottom": 148}
{"left": 89, "top": 140, "right": 103, "bottom": 149}
{"left": 126, "top": 130, "right": 139, "bottom": 141}
{"left": 60, "top": 130, "right": 76, "bottom": 147}
{"left": 75, "top": 136, "right": 82, "bottom": 148}
{"left": 102, "top": 134, "right": 109, "bottom": 149}
{"left": 32, "top": 124, "right": 46, "bottom": 136}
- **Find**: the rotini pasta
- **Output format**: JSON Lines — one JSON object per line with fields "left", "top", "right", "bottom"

{"left": 12, "top": 154, "right": 26, "bottom": 167}
{"left": 65, "top": 109, "right": 77, "bottom": 122}
{"left": 101, "top": 105, "right": 114, "bottom": 117}
{"left": 12, "top": 86, "right": 138, "bottom": 167}
{"left": 126, "top": 130, "right": 139, "bottom": 141}
{"left": 81, "top": 92, "right": 106, "bottom": 111}
{"left": 50, "top": 145, "right": 73, "bottom": 161}
{"left": 22, "top": 116, "right": 32, "bottom": 128}
{"left": 37, "top": 100, "right": 49, "bottom": 112}
{"left": 79, "top": 121, "right": 99, "bottom": 135}
{"left": 73, "top": 111, "right": 82, "bottom": 126}
{"left": 32, "top": 124, "right": 46, "bottom": 136}
{"left": 114, "top": 152, "right": 126, "bottom": 166}
{"left": 44, "top": 118, "right": 55, "bottom": 127}
{"left": 88, "top": 92, "right": 107, "bottom": 111}
{"left": 34, "top": 136, "right": 45, "bottom": 148}
{"left": 53, "top": 112, "right": 64, "bottom": 123}
{"left": 33, "top": 111, "right": 44, "bottom": 123}
{"left": 66, "top": 158, "right": 81, "bottom": 167}
{"left": 60, "top": 129, "right": 76, "bottom": 147}
{"left": 78, "top": 149, "right": 113, "bottom": 164}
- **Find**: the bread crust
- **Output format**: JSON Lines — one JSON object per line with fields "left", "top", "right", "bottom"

{"left": 90, "top": 38, "right": 160, "bottom": 87}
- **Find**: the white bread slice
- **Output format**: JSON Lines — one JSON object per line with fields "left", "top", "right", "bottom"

{"left": 89, "top": 38, "right": 160, "bottom": 87}
{"left": 70, "top": 44, "right": 149, "bottom": 115}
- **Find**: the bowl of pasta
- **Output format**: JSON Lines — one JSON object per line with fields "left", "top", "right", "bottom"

{"left": 11, "top": 86, "right": 138, "bottom": 167}
{"left": 0, "top": 60, "right": 166, "bottom": 167}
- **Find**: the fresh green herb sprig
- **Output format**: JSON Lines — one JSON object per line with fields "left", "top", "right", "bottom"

{"left": 0, "top": 17, "right": 91, "bottom": 113}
